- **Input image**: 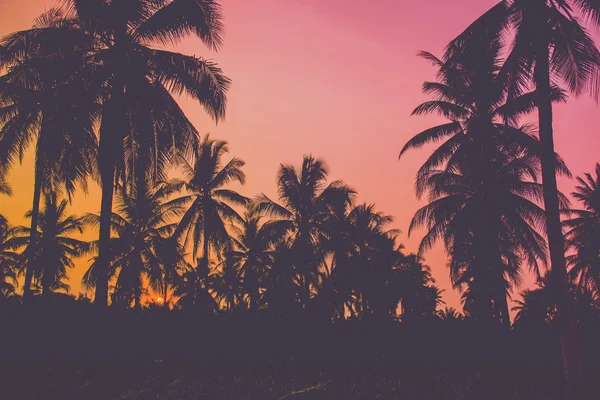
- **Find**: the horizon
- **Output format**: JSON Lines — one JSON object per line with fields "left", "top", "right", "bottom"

{"left": 1, "top": 0, "right": 600, "bottom": 312}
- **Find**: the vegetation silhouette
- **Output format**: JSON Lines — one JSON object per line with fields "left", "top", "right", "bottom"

{"left": 444, "top": 0, "right": 600, "bottom": 392}
{"left": 1, "top": 0, "right": 600, "bottom": 398}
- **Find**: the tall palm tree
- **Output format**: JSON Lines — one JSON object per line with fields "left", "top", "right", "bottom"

{"left": 175, "top": 135, "right": 247, "bottom": 304}
{"left": 0, "top": 10, "right": 99, "bottom": 301}
{"left": 565, "top": 164, "right": 600, "bottom": 292}
{"left": 447, "top": 0, "right": 600, "bottom": 384}
{"left": 402, "top": 46, "right": 557, "bottom": 326}
{"left": 256, "top": 155, "right": 355, "bottom": 308}
{"left": 82, "top": 180, "right": 186, "bottom": 308}
{"left": 1, "top": 1, "right": 231, "bottom": 306}
{"left": 10, "top": 194, "right": 87, "bottom": 297}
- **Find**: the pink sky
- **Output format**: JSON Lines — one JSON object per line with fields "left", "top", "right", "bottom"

{"left": 2, "top": 0, "right": 600, "bottom": 309}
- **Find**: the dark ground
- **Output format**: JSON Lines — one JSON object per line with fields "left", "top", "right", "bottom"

{"left": 1, "top": 361, "right": 580, "bottom": 400}
{"left": 2, "top": 304, "right": 600, "bottom": 399}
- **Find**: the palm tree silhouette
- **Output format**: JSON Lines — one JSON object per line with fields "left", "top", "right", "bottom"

{"left": 146, "top": 236, "right": 191, "bottom": 309}
{"left": 0, "top": 9, "right": 99, "bottom": 301}
{"left": 2, "top": 1, "right": 231, "bottom": 306}
{"left": 0, "top": 176, "right": 12, "bottom": 197}
{"left": 324, "top": 203, "right": 398, "bottom": 320}
{"left": 437, "top": 307, "right": 465, "bottom": 322}
{"left": 0, "top": 215, "right": 20, "bottom": 299}
{"left": 396, "top": 254, "right": 444, "bottom": 323}
{"left": 174, "top": 135, "right": 247, "bottom": 306}
{"left": 256, "top": 155, "right": 355, "bottom": 308}
{"left": 565, "top": 164, "right": 600, "bottom": 293}
{"left": 512, "top": 277, "right": 555, "bottom": 329}
{"left": 225, "top": 206, "right": 284, "bottom": 312}
{"left": 447, "top": 0, "right": 600, "bottom": 384}
{"left": 402, "top": 46, "right": 558, "bottom": 327}
{"left": 11, "top": 194, "right": 87, "bottom": 297}
{"left": 82, "top": 180, "right": 186, "bottom": 309}
{"left": 513, "top": 275, "right": 600, "bottom": 330}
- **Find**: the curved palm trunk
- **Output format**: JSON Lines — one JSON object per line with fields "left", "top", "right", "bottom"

{"left": 23, "top": 147, "right": 44, "bottom": 302}
{"left": 535, "top": 32, "right": 583, "bottom": 393}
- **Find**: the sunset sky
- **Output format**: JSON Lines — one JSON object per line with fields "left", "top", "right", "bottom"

{"left": 1, "top": 0, "right": 599, "bottom": 309}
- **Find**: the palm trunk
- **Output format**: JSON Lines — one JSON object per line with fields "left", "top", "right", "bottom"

{"left": 476, "top": 117, "right": 510, "bottom": 328}
{"left": 23, "top": 148, "right": 44, "bottom": 302}
{"left": 95, "top": 159, "right": 114, "bottom": 307}
{"left": 94, "top": 83, "right": 126, "bottom": 307}
{"left": 535, "top": 34, "right": 583, "bottom": 393}
{"left": 163, "top": 277, "right": 168, "bottom": 308}
{"left": 498, "top": 288, "right": 511, "bottom": 328}
{"left": 41, "top": 262, "right": 52, "bottom": 298}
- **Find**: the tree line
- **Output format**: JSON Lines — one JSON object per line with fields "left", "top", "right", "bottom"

{"left": 2, "top": 0, "right": 600, "bottom": 394}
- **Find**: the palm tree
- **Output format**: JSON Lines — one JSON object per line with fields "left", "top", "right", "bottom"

{"left": 225, "top": 206, "right": 284, "bottom": 312}
{"left": 82, "top": 180, "right": 186, "bottom": 308}
{"left": 1, "top": 1, "right": 231, "bottom": 306}
{"left": 324, "top": 203, "right": 399, "bottom": 320}
{"left": 402, "top": 46, "right": 556, "bottom": 327}
{"left": 513, "top": 276, "right": 556, "bottom": 329}
{"left": 437, "top": 307, "right": 465, "bottom": 322}
{"left": 256, "top": 155, "right": 355, "bottom": 308}
{"left": 565, "top": 164, "right": 600, "bottom": 292}
{"left": 0, "top": 10, "right": 99, "bottom": 301}
{"left": 175, "top": 135, "right": 247, "bottom": 290}
{"left": 0, "top": 176, "right": 12, "bottom": 197}
{"left": 0, "top": 216, "right": 19, "bottom": 299}
{"left": 396, "top": 254, "right": 444, "bottom": 323}
{"left": 513, "top": 275, "right": 600, "bottom": 329}
{"left": 11, "top": 194, "right": 87, "bottom": 297}
{"left": 210, "top": 259, "right": 245, "bottom": 313}
{"left": 146, "top": 236, "right": 191, "bottom": 309}
{"left": 447, "top": 0, "right": 600, "bottom": 384}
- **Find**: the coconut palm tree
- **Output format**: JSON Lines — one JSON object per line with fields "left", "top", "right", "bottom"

{"left": 400, "top": 45, "right": 568, "bottom": 200}
{"left": 409, "top": 147, "right": 553, "bottom": 326}
{"left": 323, "top": 203, "right": 399, "bottom": 320}
{"left": 0, "top": 10, "right": 99, "bottom": 301}
{"left": 447, "top": 0, "right": 600, "bottom": 384}
{"left": 175, "top": 135, "right": 248, "bottom": 288}
{"left": 437, "top": 307, "right": 465, "bottom": 322}
{"left": 225, "top": 206, "right": 285, "bottom": 312}
{"left": 513, "top": 275, "right": 600, "bottom": 329}
{"left": 0, "top": 215, "right": 19, "bottom": 299}
{"left": 565, "top": 164, "right": 600, "bottom": 292}
{"left": 1, "top": 1, "right": 231, "bottom": 306}
{"left": 10, "top": 194, "right": 87, "bottom": 297}
{"left": 256, "top": 155, "right": 355, "bottom": 308}
{"left": 146, "top": 236, "right": 191, "bottom": 309}
{"left": 82, "top": 180, "right": 186, "bottom": 308}
{"left": 402, "top": 45, "right": 558, "bottom": 326}
{"left": 0, "top": 176, "right": 12, "bottom": 197}
{"left": 395, "top": 254, "right": 444, "bottom": 323}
